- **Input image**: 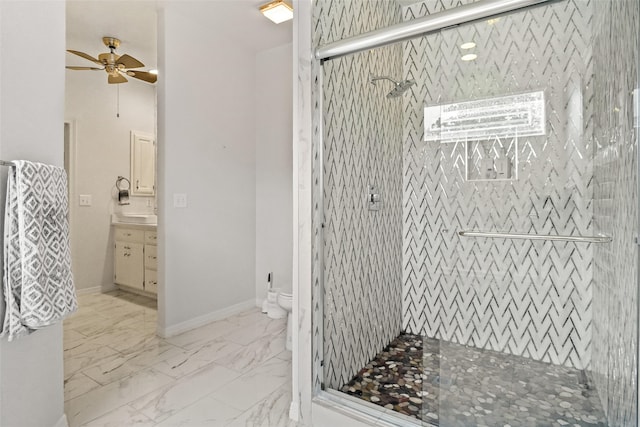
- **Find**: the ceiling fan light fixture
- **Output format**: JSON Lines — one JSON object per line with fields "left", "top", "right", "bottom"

{"left": 260, "top": 0, "right": 293, "bottom": 24}
{"left": 67, "top": 37, "right": 157, "bottom": 84}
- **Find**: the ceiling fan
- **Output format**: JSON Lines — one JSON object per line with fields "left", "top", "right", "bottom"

{"left": 66, "top": 37, "right": 157, "bottom": 84}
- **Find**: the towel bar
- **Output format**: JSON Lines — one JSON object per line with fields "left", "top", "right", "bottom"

{"left": 458, "top": 230, "right": 612, "bottom": 243}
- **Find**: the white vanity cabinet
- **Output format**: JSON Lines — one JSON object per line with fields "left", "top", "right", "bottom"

{"left": 113, "top": 224, "right": 157, "bottom": 295}
{"left": 144, "top": 233, "right": 158, "bottom": 293}
{"left": 114, "top": 240, "right": 144, "bottom": 290}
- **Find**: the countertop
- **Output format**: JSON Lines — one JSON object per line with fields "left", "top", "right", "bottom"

{"left": 111, "top": 222, "right": 157, "bottom": 230}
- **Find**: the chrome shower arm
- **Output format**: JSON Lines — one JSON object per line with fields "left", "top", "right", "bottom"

{"left": 369, "top": 75, "right": 400, "bottom": 85}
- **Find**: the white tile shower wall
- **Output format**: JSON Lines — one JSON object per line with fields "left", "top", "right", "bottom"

{"left": 401, "top": 0, "right": 595, "bottom": 369}
{"left": 591, "top": 0, "right": 639, "bottom": 424}
{"left": 313, "top": 0, "right": 405, "bottom": 389}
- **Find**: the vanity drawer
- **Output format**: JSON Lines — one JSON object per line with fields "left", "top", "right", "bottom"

{"left": 115, "top": 228, "right": 145, "bottom": 243}
{"left": 144, "top": 231, "right": 158, "bottom": 245}
{"left": 144, "top": 244, "right": 158, "bottom": 270}
{"left": 145, "top": 269, "right": 158, "bottom": 294}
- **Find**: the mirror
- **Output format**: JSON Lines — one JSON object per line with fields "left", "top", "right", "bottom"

{"left": 130, "top": 130, "right": 156, "bottom": 196}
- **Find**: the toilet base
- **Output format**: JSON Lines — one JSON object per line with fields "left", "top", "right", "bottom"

{"left": 267, "top": 301, "right": 286, "bottom": 319}
{"left": 266, "top": 289, "right": 286, "bottom": 319}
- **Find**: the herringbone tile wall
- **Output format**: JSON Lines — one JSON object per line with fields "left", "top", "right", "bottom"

{"left": 313, "top": 0, "right": 405, "bottom": 389}
{"left": 401, "top": 0, "right": 595, "bottom": 369}
{"left": 313, "top": 2, "right": 638, "bottom": 421}
{"left": 591, "top": 0, "right": 639, "bottom": 424}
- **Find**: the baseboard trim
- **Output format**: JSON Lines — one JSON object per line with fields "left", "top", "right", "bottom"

{"left": 159, "top": 299, "right": 256, "bottom": 338}
{"left": 53, "top": 413, "right": 68, "bottom": 427}
{"left": 115, "top": 284, "right": 157, "bottom": 299}
{"left": 75, "top": 284, "right": 119, "bottom": 295}
{"left": 75, "top": 286, "right": 102, "bottom": 295}
{"left": 102, "top": 283, "right": 118, "bottom": 292}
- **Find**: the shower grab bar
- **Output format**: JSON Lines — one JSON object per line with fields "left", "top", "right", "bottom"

{"left": 458, "top": 230, "right": 612, "bottom": 243}
{"left": 315, "top": 0, "right": 557, "bottom": 60}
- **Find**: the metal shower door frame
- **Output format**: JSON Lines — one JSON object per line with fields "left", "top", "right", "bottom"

{"left": 636, "top": 0, "right": 640, "bottom": 420}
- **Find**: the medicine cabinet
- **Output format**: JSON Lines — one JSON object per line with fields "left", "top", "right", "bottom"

{"left": 130, "top": 130, "right": 156, "bottom": 196}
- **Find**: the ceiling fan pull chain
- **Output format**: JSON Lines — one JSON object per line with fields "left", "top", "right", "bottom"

{"left": 117, "top": 84, "right": 120, "bottom": 118}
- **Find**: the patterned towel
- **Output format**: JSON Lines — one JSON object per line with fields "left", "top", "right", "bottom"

{"left": 1, "top": 160, "right": 77, "bottom": 341}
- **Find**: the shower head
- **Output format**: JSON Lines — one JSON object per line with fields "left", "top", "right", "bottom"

{"left": 387, "top": 79, "right": 415, "bottom": 98}
{"left": 369, "top": 74, "right": 415, "bottom": 98}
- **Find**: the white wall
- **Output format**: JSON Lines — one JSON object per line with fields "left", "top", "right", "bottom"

{"left": 0, "top": 1, "right": 67, "bottom": 426}
{"left": 255, "top": 43, "right": 294, "bottom": 304}
{"left": 65, "top": 67, "right": 156, "bottom": 292}
{"left": 158, "top": 3, "right": 258, "bottom": 332}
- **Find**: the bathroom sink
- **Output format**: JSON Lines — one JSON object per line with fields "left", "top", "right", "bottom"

{"left": 111, "top": 213, "right": 157, "bottom": 225}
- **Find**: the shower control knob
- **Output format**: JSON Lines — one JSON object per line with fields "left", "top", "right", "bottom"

{"left": 368, "top": 186, "right": 382, "bottom": 211}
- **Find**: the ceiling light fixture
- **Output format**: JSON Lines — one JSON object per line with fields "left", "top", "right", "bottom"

{"left": 260, "top": 0, "right": 293, "bottom": 24}
{"left": 460, "top": 42, "right": 476, "bottom": 50}
{"left": 149, "top": 69, "right": 158, "bottom": 75}
{"left": 461, "top": 53, "right": 478, "bottom": 61}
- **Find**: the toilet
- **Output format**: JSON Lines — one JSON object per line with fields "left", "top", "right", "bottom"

{"left": 277, "top": 291, "right": 293, "bottom": 351}
{"left": 266, "top": 288, "right": 286, "bottom": 319}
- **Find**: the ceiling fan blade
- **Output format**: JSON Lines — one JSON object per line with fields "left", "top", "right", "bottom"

{"left": 126, "top": 71, "right": 157, "bottom": 84}
{"left": 108, "top": 73, "right": 128, "bottom": 84}
{"left": 117, "top": 54, "right": 144, "bottom": 69}
{"left": 66, "top": 66, "right": 103, "bottom": 70}
{"left": 67, "top": 50, "right": 103, "bottom": 65}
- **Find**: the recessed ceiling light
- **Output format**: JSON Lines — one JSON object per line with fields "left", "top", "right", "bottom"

{"left": 461, "top": 54, "right": 478, "bottom": 61}
{"left": 460, "top": 42, "right": 476, "bottom": 50}
{"left": 260, "top": 0, "right": 293, "bottom": 24}
{"left": 149, "top": 69, "right": 158, "bottom": 75}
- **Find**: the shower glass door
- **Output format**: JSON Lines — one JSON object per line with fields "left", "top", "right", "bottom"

{"left": 318, "top": 0, "right": 638, "bottom": 425}
{"left": 405, "top": 1, "right": 603, "bottom": 425}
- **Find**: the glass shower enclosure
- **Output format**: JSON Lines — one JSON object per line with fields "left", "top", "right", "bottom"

{"left": 313, "top": 0, "right": 639, "bottom": 425}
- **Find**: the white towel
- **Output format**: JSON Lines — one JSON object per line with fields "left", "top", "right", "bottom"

{"left": 1, "top": 160, "right": 77, "bottom": 341}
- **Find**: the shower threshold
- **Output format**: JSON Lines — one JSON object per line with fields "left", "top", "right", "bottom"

{"left": 339, "top": 334, "right": 606, "bottom": 426}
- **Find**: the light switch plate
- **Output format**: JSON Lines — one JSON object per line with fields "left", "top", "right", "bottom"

{"left": 79, "top": 194, "right": 92, "bottom": 206}
{"left": 173, "top": 193, "right": 187, "bottom": 208}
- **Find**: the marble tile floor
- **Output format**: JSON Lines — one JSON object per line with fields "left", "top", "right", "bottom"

{"left": 341, "top": 334, "right": 607, "bottom": 427}
{"left": 64, "top": 290, "right": 296, "bottom": 427}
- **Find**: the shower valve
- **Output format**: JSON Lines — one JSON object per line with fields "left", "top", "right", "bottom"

{"left": 368, "top": 186, "right": 382, "bottom": 211}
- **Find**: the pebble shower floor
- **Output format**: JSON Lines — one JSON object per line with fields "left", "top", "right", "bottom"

{"left": 341, "top": 334, "right": 606, "bottom": 426}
